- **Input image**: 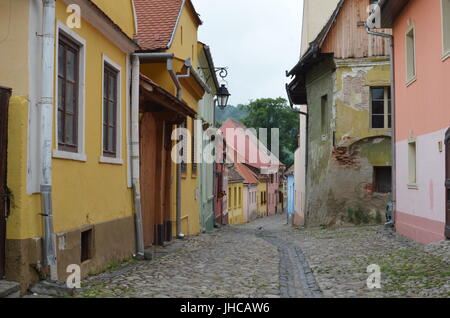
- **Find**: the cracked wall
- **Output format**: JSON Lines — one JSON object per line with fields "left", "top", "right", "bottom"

{"left": 305, "top": 57, "right": 392, "bottom": 227}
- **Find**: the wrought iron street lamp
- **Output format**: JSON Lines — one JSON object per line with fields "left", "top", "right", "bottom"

{"left": 216, "top": 84, "right": 230, "bottom": 110}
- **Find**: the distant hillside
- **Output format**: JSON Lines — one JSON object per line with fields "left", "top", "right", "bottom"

{"left": 215, "top": 105, "right": 248, "bottom": 124}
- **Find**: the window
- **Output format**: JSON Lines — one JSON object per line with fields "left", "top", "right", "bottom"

{"left": 239, "top": 187, "right": 242, "bottom": 207}
{"left": 442, "top": 0, "right": 450, "bottom": 57}
{"left": 103, "top": 64, "right": 118, "bottom": 157}
{"left": 191, "top": 117, "right": 197, "bottom": 175}
{"left": 321, "top": 95, "right": 328, "bottom": 136}
{"left": 373, "top": 166, "right": 392, "bottom": 193}
{"left": 406, "top": 25, "right": 416, "bottom": 83}
{"left": 81, "top": 229, "right": 93, "bottom": 263}
{"left": 408, "top": 141, "right": 417, "bottom": 185}
{"left": 370, "top": 87, "right": 391, "bottom": 129}
{"left": 228, "top": 187, "right": 231, "bottom": 209}
{"left": 234, "top": 187, "right": 237, "bottom": 208}
{"left": 57, "top": 35, "right": 80, "bottom": 153}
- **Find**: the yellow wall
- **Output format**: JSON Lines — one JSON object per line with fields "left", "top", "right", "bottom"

{"left": 2, "top": 0, "right": 134, "bottom": 240}
{"left": 91, "top": 0, "right": 136, "bottom": 37}
{"left": 228, "top": 182, "right": 244, "bottom": 225}
{"left": 257, "top": 181, "right": 267, "bottom": 217}
{"left": 0, "top": 0, "right": 35, "bottom": 239}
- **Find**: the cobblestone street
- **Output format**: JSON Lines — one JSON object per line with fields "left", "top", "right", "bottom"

{"left": 79, "top": 214, "right": 450, "bottom": 298}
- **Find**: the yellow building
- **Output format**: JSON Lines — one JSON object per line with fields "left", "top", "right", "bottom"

{"left": 134, "top": 0, "right": 208, "bottom": 243}
{"left": 0, "top": 0, "right": 139, "bottom": 289}
{"left": 257, "top": 180, "right": 268, "bottom": 218}
{"left": 227, "top": 166, "right": 244, "bottom": 225}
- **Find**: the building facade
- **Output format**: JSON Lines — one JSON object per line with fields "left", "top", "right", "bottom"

{"left": 197, "top": 42, "right": 220, "bottom": 233}
{"left": 380, "top": 0, "right": 450, "bottom": 243}
{"left": 287, "top": 0, "right": 393, "bottom": 227}
{"left": 135, "top": 0, "right": 209, "bottom": 242}
{"left": 0, "top": 0, "right": 139, "bottom": 289}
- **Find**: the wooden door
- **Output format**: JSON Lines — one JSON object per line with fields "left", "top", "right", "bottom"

{"left": 140, "top": 112, "right": 157, "bottom": 247}
{"left": 445, "top": 128, "right": 450, "bottom": 239}
{"left": 0, "top": 87, "right": 11, "bottom": 278}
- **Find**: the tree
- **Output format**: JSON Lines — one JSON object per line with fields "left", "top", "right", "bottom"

{"left": 242, "top": 98, "right": 299, "bottom": 167}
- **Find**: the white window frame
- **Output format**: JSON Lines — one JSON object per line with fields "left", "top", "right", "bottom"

{"left": 405, "top": 24, "right": 417, "bottom": 86}
{"left": 100, "top": 54, "right": 123, "bottom": 165}
{"left": 408, "top": 138, "right": 418, "bottom": 189}
{"left": 53, "top": 20, "right": 87, "bottom": 162}
{"left": 441, "top": 0, "right": 450, "bottom": 60}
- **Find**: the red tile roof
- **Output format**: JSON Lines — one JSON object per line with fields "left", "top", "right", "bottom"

{"left": 235, "top": 163, "right": 259, "bottom": 185}
{"left": 220, "top": 119, "right": 281, "bottom": 170}
{"left": 134, "top": 0, "right": 202, "bottom": 51}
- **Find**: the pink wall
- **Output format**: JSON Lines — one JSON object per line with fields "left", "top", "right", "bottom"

{"left": 393, "top": 0, "right": 449, "bottom": 243}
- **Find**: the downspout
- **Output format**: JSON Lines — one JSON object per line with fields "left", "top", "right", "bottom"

{"left": 40, "top": 0, "right": 57, "bottom": 279}
{"left": 131, "top": 56, "right": 144, "bottom": 258}
{"left": 365, "top": 24, "right": 396, "bottom": 226}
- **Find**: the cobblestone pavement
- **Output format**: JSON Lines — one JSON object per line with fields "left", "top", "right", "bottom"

{"left": 79, "top": 214, "right": 449, "bottom": 298}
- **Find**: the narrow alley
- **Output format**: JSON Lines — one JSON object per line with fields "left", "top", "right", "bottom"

{"left": 78, "top": 214, "right": 449, "bottom": 298}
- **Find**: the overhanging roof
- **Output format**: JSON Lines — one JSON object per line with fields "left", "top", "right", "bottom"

{"left": 140, "top": 75, "right": 196, "bottom": 118}
{"left": 378, "top": 0, "right": 410, "bottom": 28}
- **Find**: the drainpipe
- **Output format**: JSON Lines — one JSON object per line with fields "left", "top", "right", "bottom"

{"left": 365, "top": 24, "right": 396, "bottom": 226}
{"left": 40, "top": 0, "right": 57, "bottom": 280}
{"left": 131, "top": 56, "right": 145, "bottom": 258}
{"left": 176, "top": 122, "right": 185, "bottom": 239}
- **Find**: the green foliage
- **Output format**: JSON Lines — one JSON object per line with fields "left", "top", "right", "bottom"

{"left": 215, "top": 104, "right": 248, "bottom": 124}
{"left": 346, "top": 206, "right": 371, "bottom": 225}
{"left": 240, "top": 98, "right": 300, "bottom": 167}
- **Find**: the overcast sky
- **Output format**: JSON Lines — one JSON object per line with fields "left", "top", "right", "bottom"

{"left": 192, "top": 0, "right": 303, "bottom": 106}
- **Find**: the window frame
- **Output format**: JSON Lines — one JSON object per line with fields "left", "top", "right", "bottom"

{"left": 370, "top": 86, "right": 391, "bottom": 130}
{"left": 100, "top": 54, "right": 123, "bottom": 165}
{"left": 53, "top": 21, "right": 87, "bottom": 162}
{"left": 405, "top": 24, "right": 417, "bottom": 86}
{"left": 441, "top": 0, "right": 450, "bottom": 60}
{"left": 408, "top": 139, "right": 418, "bottom": 188}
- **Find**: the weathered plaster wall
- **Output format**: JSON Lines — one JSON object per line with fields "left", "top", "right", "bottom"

{"left": 305, "top": 57, "right": 392, "bottom": 227}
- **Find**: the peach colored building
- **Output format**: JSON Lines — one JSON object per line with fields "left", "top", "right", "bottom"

{"left": 380, "top": 0, "right": 450, "bottom": 243}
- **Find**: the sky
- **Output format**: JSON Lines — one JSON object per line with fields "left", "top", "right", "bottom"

{"left": 192, "top": 0, "right": 303, "bottom": 106}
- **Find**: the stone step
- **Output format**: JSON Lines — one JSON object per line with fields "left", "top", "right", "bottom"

{"left": 0, "top": 280, "right": 21, "bottom": 298}
{"left": 29, "top": 280, "right": 76, "bottom": 298}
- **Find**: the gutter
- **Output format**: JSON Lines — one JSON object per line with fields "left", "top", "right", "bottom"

{"left": 134, "top": 53, "right": 183, "bottom": 100}
{"left": 40, "top": 0, "right": 57, "bottom": 279}
{"left": 365, "top": 23, "right": 397, "bottom": 226}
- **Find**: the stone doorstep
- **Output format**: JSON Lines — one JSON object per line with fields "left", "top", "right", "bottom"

{"left": 29, "top": 280, "right": 77, "bottom": 298}
{"left": 149, "top": 239, "right": 186, "bottom": 258}
{"left": 0, "top": 280, "right": 21, "bottom": 298}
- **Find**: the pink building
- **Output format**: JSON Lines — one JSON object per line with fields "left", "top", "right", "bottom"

{"left": 380, "top": 0, "right": 450, "bottom": 243}
{"left": 220, "top": 119, "right": 281, "bottom": 217}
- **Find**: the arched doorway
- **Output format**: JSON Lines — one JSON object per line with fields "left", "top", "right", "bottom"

{"left": 445, "top": 128, "right": 450, "bottom": 239}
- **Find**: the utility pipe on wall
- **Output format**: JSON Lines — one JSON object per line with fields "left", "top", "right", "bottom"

{"left": 131, "top": 55, "right": 145, "bottom": 258}
{"left": 40, "top": 0, "right": 57, "bottom": 279}
{"left": 365, "top": 24, "right": 396, "bottom": 226}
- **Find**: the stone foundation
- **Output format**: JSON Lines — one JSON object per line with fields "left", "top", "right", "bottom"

{"left": 6, "top": 215, "right": 135, "bottom": 292}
